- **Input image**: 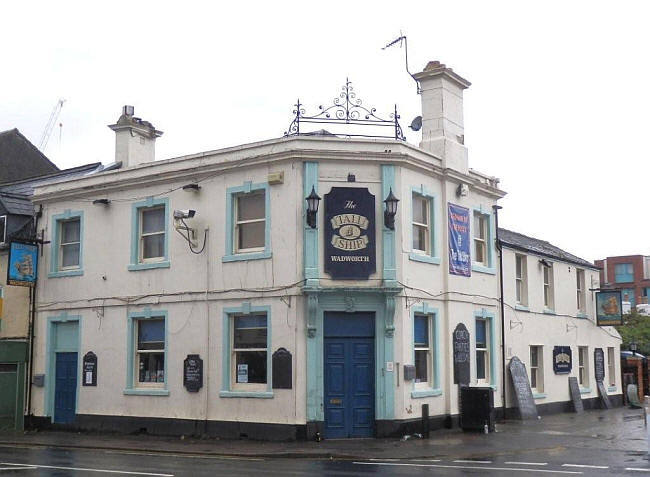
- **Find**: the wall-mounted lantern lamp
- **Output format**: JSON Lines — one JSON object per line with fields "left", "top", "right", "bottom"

{"left": 306, "top": 186, "right": 321, "bottom": 229}
{"left": 383, "top": 188, "right": 399, "bottom": 230}
{"left": 92, "top": 199, "right": 111, "bottom": 206}
{"left": 630, "top": 341, "right": 638, "bottom": 357}
{"left": 182, "top": 183, "right": 201, "bottom": 192}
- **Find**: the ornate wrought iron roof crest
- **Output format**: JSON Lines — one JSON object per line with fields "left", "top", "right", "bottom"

{"left": 284, "top": 79, "right": 405, "bottom": 141}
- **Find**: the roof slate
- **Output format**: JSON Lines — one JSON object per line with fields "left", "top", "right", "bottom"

{"left": 498, "top": 228, "right": 596, "bottom": 269}
{"left": 0, "top": 162, "right": 102, "bottom": 196}
{"left": 0, "top": 193, "right": 33, "bottom": 216}
{"left": 0, "top": 129, "right": 59, "bottom": 182}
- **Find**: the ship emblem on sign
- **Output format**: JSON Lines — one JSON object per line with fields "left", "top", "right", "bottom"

{"left": 330, "top": 214, "right": 369, "bottom": 251}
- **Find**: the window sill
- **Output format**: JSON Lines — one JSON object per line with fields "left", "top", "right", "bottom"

{"left": 472, "top": 264, "right": 496, "bottom": 275}
{"left": 579, "top": 387, "right": 591, "bottom": 395}
{"left": 411, "top": 388, "right": 442, "bottom": 399}
{"left": 532, "top": 392, "right": 547, "bottom": 399}
{"left": 123, "top": 388, "right": 169, "bottom": 396}
{"left": 576, "top": 313, "right": 588, "bottom": 319}
{"left": 48, "top": 269, "right": 84, "bottom": 278}
{"left": 515, "top": 304, "right": 530, "bottom": 312}
{"left": 607, "top": 386, "right": 617, "bottom": 392}
{"left": 408, "top": 253, "right": 440, "bottom": 265}
{"left": 128, "top": 261, "right": 170, "bottom": 271}
{"left": 543, "top": 309, "right": 556, "bottom": 315}
{"left": 222, "top": 251, "right": 272, "bottom": 263}
{"left": 219, "top": 390, "right": 274, "bottom": 399}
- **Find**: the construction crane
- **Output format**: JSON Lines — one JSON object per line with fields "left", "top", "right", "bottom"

{"left": 39, "top": 98, "right": 65, "bottom": 151}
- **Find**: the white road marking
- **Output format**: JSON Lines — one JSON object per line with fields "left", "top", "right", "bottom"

{"left": 562, "top": 464, "right": 609, "bottom": 469}
{"left": 102, "top": 450, "right": 263, "bottom": 461}
{"left": 353, "top": 461, "right": 583, "bottom": 474}
{"left": 454, "top": 459, "right": 492, "bottom": 464}
{"left": 0, "top": 466, "right": 35, "bottom": 471}
{"left": 626, "top": 469, "right": 650, "bottom": 473}
{"left": 0, "top": 462, "right": 174, "bottom": 476}
{"left": 505, "top": 462, "right": 548, "bottom": 466}
{"left": 408, "top": 459, "right": 442, "bottom": 462}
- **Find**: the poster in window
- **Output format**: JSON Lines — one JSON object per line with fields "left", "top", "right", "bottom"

{"left": 448, "top": 204, "right": 471, "bottom": 277}
{"left": 7, "top": 242, "right": 38, "bottom": 287}
{"left": 237, "top": 364, "right": 248, "bottom": 383}
{"left": 596, "top": 291, "right": 623, "bottom": 326}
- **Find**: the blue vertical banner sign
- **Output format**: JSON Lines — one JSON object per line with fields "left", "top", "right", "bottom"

{"left": 7, "top": 241, "right": 38, "bottom": 287}
{"left": 448, "top": 203, "right": 471, "bottom": 277}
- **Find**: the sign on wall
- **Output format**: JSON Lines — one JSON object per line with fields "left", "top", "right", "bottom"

{"left": 324, "top": 187, "right": 376, "bottom": 280}
{"left": 452, "top": 323, "right": 471, "bottom": 385}
{"left": 596, "top": 291, "right": 623, "bottom": 326}
{"left": 448, "top": 204, "right": 471, "bottom": 277}
{"left": 594, "top": 348, "right": 605, "bottom": 382}
{"left": 553, "top": 346, "right": 572, "bottom": 374}
{"left": 83, "top": 351, "right": 97, "bottom": 386}
{"left": 183, "top": 354, "right": 203, "bottom": 392}
{"left": 7, "top": 242, "right": 38, "bottom": 287}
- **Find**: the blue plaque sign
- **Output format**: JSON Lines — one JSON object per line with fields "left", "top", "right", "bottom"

{"left": 448, "top": 203, "right": 471, "bottom": 277}
{"left": 324, "top": 187, "right": 376, "bottom": 280}
{"left": 553, "top": 346, "right": 572, "bottom": 374}
{"left": 7, "top": 242, "right": 38, "bottom": 287}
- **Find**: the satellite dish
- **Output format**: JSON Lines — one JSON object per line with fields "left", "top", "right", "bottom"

{"left": 409, "top": 115, "right": 422, "bottom": 131}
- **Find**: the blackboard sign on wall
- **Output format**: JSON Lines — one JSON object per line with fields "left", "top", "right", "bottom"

{"left": 453, "top": 323, "right": 471, "bottom": 385}
{"left": 508, "top": 356, "right": 538, "bottom": 420}
{"left": 568, "top": 376, "right": 584, "bottom": 413}
{"left": 594, "top": 348, "right": 605, "bottom": 382}
{"left": 324, "top": 187, "right": 376, "bottom": 280}
{"left": 272, "top": 347, "right": 292, "bottom": 389}
{"left": 82, "top": 351, "right": 97, "bottom": 386}
{"left": 597, "top": 380, "right": 612, "bottom": 409}
{"left": 183, "top": 354, "right": 203, "bottom": 392}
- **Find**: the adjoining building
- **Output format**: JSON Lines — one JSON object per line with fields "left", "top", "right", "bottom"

{"left": 25, "top": 60, "right": 620, "bottom": 439}
{"left": 595, "top": 255, "right": 650, "bottom": 308}
{"left": 500, "top": 229, "right": 621, "bottom": 414}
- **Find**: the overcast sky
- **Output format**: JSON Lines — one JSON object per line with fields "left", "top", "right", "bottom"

{"left": 2, "top": 1, "right": 648, "bottom": 263}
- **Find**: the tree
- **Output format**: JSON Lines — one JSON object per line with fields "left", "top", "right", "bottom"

{"left": 617, "top": 310, "right": 650, "bottom": 355}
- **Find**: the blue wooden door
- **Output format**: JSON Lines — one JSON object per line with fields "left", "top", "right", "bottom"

{"left": 323, "top": 312, "right": 375, "bottom": 438}
{"left": 54, "top": 352, "right": 77, "bottom": 424}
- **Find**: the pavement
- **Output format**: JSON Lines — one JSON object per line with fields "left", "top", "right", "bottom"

{"left": 0, "top": 407, "right": 648, "bottom": 461}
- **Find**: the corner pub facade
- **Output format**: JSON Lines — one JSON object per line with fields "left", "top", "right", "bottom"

{"left": 27, "top": 61, "right": 618, "bottom": 440}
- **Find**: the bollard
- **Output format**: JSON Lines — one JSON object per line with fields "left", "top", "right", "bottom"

{"left": 422, "top": 403, "right": 430, "bottom": 439}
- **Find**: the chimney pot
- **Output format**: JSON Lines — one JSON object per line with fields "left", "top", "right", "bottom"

{"left": 108, "top": 106, "right": 162, "bottom": 168}
{"left": 123, "top": 105, "right": 134, "bottom": 116}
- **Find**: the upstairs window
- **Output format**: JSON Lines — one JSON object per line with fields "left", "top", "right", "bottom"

{"left": 614, "top": 263, "right": 634, "bottom": 283}
{"left": 543, "top": 263, "right": 554, "bottom": 310}
{"left": 515, "top": 254, "right": 528, "bottom": 306}
{"left": 59, "top": 218, "right": 81, "bottom": 269}
{"left": 473, "top": 213, "right": 487, "bottom": 266}
{"left": 576, "top": 269, "right": 586, "bottom": 313}
{"left": 235, "top": 192, "right": 265, "bottom": 253}
{"left": 412, "top": 194, "right": 430, "bottom": 254}
{"left": 140, "top": 207, "right": 165, "bottom": 261}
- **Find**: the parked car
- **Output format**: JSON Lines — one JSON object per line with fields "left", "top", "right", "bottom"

{"left": 636, "top": 304, "right": 650, "bottom": 316}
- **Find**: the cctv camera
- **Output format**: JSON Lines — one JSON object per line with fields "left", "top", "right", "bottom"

{"left": 173, "top": 209, "right": 196, "bottom": 219}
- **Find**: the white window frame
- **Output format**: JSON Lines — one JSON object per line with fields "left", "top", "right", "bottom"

{"left": 543, "top": 263, "right": 554, "bottom": 310}
{"left": 576, "top": 269, "right": 586, "bottom": 313}
{"left": 473, "top": 213, "right": 488, "bottom": 267}
{"left": 475, "top": 318, "right": 489, "bottom": 384}
{"left": 607, "top": 347, "right": 616, "bottom": 387}
{"left": 139, "top": 205, "right": 166, "bottom": 263}
{"left": 515, "top": 254, "right": 528, "bottom": 306}
{"left": 230, "top": 313, "right": 268, "bottom": 393}
{"left": 234, "top": 191, "right": 266, "bottom": 254}
{"left": 529, "top": 345, "right": 543, "bottom": 393}
{"left": 413, "top": 314, "right": 432, "bottom": 389}
{"left": 0, "top": 215, "right": 6, "bottom": 244}
{"left": 578, "top": 346, "right": 589, "bottom": 388}
{"left": 134, "top": 317, "right": 166, "bottom": 389}
{"left": 412, "top": 193, "right": 430, "bottom": 255}
{"left": 58, "top": 218, "right": 81, "bottom": 270}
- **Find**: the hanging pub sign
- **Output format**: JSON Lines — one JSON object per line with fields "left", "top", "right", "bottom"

{"left": 448, "top": 204, "right": 471, "bottom": 277}
{"left": 324, "top": 187, "right": 376, "bottom": 280}
{"left": 596, "top": 291, "right": 623, "bottom": 326}
{"left": 7, "top": 242, "right": 38, "bottom": 287}
{"left": 553, "top": 346, "right": 572, "bottom": 374}
{"left": 82, "top": 351, "right": 97, "bottom": 386}
{"left": 183, "top": 354, "right": 203, "bottom": 392}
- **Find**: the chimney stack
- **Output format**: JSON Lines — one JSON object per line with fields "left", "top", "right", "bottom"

{"left": 414, "top": 61, "right": 471, "bottom": 174}
{"left": 108, "top": 106, "right": 163, "bottom": 168}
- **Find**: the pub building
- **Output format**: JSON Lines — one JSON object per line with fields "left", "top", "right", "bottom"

{"left": 26, "top": 60, "right": 620, "bottom": 440}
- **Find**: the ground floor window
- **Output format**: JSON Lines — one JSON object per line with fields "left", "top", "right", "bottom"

{"left": 529, "top": 345, "right": 543, "bottom": 393}
{"left": 578, "top": 346, "right": 589, "bottom": 388}
{"left": 607, "top": 347, "right": 616, "bottom": 387}
{"left": 232, "top": 314, "right": 267, "bottom": 390}
{"left": 475, "top": 318, "right": 489, "bottom": 383}
{"left": 135, "top": 317, "right": 165, "bottom": 386}
{"left": 414, "top": 314, "right": 432, "bottom": 387}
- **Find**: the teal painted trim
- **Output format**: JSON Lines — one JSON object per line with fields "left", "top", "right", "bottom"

{"left": 123, "top": 389, "right": 170, "bottom": 396}
{"left": 576, "top": 313, "right": 588, "bottom": 319}
{"left": 472, "top": 206, "right": 494, "bottom": 269}
{"left": 607, "top": 386, "right": 617, "bottom": 392}
{"left": 222, "top": 251, "right": 271, "bottom": 263}
{"left": 411, "top": 388, "right": 442, "bottom": 398}
{"left": 579, "top": 387, "right": 591, "bottom": 394}
{"left": 515, "top": 304, "right": 530, "bottom": 312}
{"left": 408, "top": 253, "right": 441, "bottom": 265}
{"left": 128, "top": 261, "right": 171, "bottom": 271}
{"left": 532, "top": 392, "right": 547, "bottom": 399}
{"left": 543, "top": 309, "right": 556, "bottom": 315}
{"left": 223, "top": 182, "right": 271, "bottom": 262}
{"left": 129, "top": 197, "right": 170, "bottom": 271}
{"left": 474, "top": 309, "right": 497, "bottom": 387}
{"left": 306, "top": 290, "right": 397, "bottom": 422}
{"left": 124, "top": 308, "right": 168, "bottom": 394}
{"left": 381, "top": 165, "right": 396, "bottom": 283}
{"left": 219, "top": 391, "right": 274, "bottom": 399}
{"left": 410, "top": 304, "right": 440, "bottom": 395}
{"left": 49, "top": 210, "right": 84, "bottom": 277}
{"left": 303, "top": 162, "right": 319, "bottom": 287}
{"left": 409, "top": 185, "right": 439, "bottom": 264}
{"left": 44, "top": 312, "right": 81, "bottom": 422}
{"left": 221, "top": 304, "right": 273, "bottom": 394}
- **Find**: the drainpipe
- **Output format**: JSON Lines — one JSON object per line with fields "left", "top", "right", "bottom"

{"left": 26, "top": 204, "right": 42, "bottom": 422}
{"left": 492, "top": 205, "right": 506, "bottom": 420}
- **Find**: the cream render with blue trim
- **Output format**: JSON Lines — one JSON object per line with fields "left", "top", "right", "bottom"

{"left": 48, "top": 209, "right": 84, "bottom": 277}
